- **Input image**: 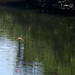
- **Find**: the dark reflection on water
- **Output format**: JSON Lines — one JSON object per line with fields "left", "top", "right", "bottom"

{"left": 14, "top": 41, "right": 43, "bottom": 75}
{"left": 0, "top": 5, "right": 75, "bottom": 75}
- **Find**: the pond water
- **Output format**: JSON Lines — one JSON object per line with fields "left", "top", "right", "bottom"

{"left": 0, "top": 5, "right": 75, "bottom": 75}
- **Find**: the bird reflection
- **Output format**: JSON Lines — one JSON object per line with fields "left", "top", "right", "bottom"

{"left": 14, "top": 37, "right": 43, "bottom": 75}
{"left": 17, "top": 37, "right": 24, "bottom": 59}
{"left": 15, "top": 37, "right": 24, "bottom": 74}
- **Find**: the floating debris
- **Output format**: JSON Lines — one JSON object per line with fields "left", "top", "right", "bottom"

{"left": 17, "top": 37, "right": 23, "bottom": 40}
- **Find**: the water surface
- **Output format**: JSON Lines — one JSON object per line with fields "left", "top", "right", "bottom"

{"left": 0, "top": 6, "right": 75, "bottom": 75}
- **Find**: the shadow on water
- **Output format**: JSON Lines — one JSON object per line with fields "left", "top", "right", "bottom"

{"left": 0, "top": 1, "right": 75, "bottom": 16}
{"left": 0, "top": 1, "right": 35, "bottom": 10}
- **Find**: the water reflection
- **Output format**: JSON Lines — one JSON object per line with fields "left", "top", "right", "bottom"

{"left": 15, "top": 40, "right": 43, "bottom": 75}
{"left": 0, "top": 5, "right": 75, "bottom": 75}
{"left": 0, "top": 33, "right": 18, "bottom": 75}
{"left": 15, "top": 62, "right": 43, "bottom": 75}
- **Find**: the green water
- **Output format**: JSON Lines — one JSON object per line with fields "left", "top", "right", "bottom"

{"left": 0, "top": 6, "right": 75, "bottom": 75}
